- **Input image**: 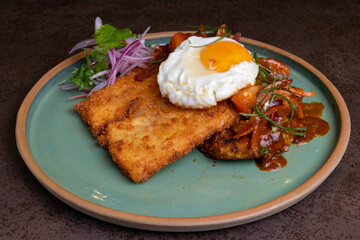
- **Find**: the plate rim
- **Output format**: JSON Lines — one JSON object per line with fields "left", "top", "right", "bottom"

{"left": 15, "top": 31, "right": 351, "bottom": 232}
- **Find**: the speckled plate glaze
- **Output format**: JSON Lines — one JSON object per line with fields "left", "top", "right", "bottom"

{"left": 16, "top": 32, "right": 350, "bottom": 232}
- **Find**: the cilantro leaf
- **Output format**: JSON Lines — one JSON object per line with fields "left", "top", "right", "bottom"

{"left": 95, "top": 60, "right": 109, "bottom": 73}
{"left": 69, "top": 23, "right": 135, "bottom": 90}
{"left": 70, "top": 64, "right": 95, "bottom": 90}
{"left": 95, "top": 24, "right": 134, "bottom": 51}
{"left": 69, "top": 50, "right": 109, "bottom": 90}
{"left": 90, "top": 46, "right": 107, "bottom": 62}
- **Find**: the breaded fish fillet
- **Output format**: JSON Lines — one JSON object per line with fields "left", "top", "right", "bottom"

{"left": 107, "top": 100, "right": 239, "bottom": 183}
{"left": 74, "top": 64, "right": 160, "bottom": 146}
{"left": 75, "top": 64, "right": 240, "bottom": 182}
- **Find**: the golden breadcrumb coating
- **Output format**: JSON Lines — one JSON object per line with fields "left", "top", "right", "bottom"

{"left": 75, "top": 64, "right": 239, "bottom": 182}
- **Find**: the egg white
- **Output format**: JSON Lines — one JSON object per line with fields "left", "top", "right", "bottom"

{"left": 157, "top": 36, "right": 259, "bottom": 108}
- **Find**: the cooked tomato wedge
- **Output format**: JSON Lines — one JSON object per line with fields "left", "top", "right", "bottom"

{"left": 168, "top": 32, "right": 194, "bottom": 51}
{"left": 258, "top": 58, "right": 290, "bottom": 79}
{"left": 231, "top": 85, "right": 262, "bottom": 113}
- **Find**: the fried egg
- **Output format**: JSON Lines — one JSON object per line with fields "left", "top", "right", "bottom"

{"left": 157, "top": 36, "right": 259, "bottom": 108}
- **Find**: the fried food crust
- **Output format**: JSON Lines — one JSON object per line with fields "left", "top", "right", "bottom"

{"left": 198, "top": 129, "right": 260, "bottom": 160}
{"left": 74, "top": 64, "right": 161, "bottom": 146}
{"left": 75, "top": 64, "right": 240, "bottom": 182}
{"left": 107, "top": 99, "right": 239, "bottom": 183}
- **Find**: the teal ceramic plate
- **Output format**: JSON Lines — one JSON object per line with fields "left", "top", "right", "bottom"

{"left": 16, "top": 32, "right": 350, "bottom": 232}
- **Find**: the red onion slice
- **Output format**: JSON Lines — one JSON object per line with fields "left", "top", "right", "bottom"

{"left": 122, "top": 55, "right": 154, "bottom": 62}
{"left": 95, "top": 17, "right": 103, "bottom": 32}
{"left": 269, "top": 100, "right": 282, "bottom": 107}
{"left": 68, "top": 38, "right": 97, "bottom": 54}
{"left": 89, "top": 80, "right": 107, "bottom": 95}
{"left": 89, "top": 69, "right": 111, "bottom": 80}
{"left": 68, "top": 94, "right": 88, "bottom": 99}
{"left": 106, "top": 40, "right": 142, "bottom": 86}
{"left": 120, "top": 61, "right": 143, "bottom": 77}
{"left": 64, "top": 24, "right": 155, "bottom": 98}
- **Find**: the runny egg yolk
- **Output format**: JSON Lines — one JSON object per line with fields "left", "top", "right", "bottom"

{"left": 200, "top": 41, "right": 253, "bottom": 72}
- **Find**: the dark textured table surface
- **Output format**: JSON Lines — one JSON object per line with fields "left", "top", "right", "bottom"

{"left": 1, "top": 0, "right": 359, "bottom": 239}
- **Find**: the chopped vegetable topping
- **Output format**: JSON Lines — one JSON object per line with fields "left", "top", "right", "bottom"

{"left": 231, "top": 52, "right": 311, "bottom": 137}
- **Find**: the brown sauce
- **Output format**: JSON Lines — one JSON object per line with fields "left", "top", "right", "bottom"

{"left": 293, "top": 102, "right": 330, "bottom": 144}
{"left": 256, "top": 102, "right": 329, "bottom": 172}
{"left": 256, "top": 155, "right": 287, "bottom": 171}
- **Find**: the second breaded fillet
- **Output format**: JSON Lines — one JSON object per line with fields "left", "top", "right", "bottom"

{"left": 74, "top": 64, "right": 160, "bottom": 145}
{"left": 107, "top": 100, "right": 239, "bottom": 183}
{"left": 75, "top": 62, "right": 240, "bottom": 182}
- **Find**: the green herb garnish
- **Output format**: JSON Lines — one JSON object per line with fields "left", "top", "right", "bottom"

{"left": 259, "top": 91, "right": 297, "bottom": 123}
{"left": 253, "top": 53, "right": 279, "bottom": 84}
{"left": 260, "top": 146, "right": 269, "bottom": 155}
{"left": 246, "top": 52, "right": 307, "bottom": 136}
{"left": 68, "top": 23, "right": 135, "bottom": 90}
{"left": 94, "top": 24, "right": 135, "bottom": 52}
{"left": 70, "top": 50, "right": 108, "bottom": 90}
{"left": 90, "top": 46, "right": 107, "bottom": 62}
{"left": 254, "top": 102, "right": 307, "bottom": 136}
